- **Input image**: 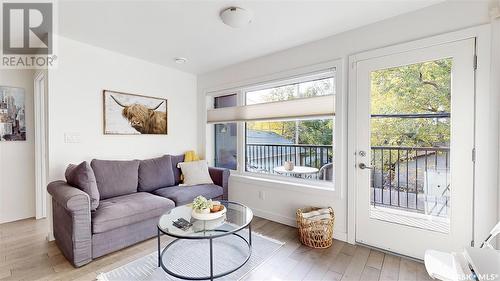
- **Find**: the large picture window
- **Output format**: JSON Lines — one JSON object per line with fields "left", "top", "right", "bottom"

{"left": 207, "top": 68, "right": 337, "bottom": 185}
{"left": 245, "top": 76, "right": 335, "bottom": 181}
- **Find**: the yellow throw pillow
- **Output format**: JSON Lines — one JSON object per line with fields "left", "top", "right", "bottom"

{"left": 184, "top": 150, "right": 200, "bottom": 162}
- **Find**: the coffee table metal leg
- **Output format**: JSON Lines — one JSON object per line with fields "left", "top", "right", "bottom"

{"left": 157, "top": 228, "right": 160, "bottom": 267}
{"left": 209, "top": 238, "right": 214, "bottom": 281}
{"left": 249, "top": 223, "right": 252, "bottom": 246}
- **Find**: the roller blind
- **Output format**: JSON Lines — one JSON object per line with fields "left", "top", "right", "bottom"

{"left": 207, "top": 94, "right": 334, "bottom": 123}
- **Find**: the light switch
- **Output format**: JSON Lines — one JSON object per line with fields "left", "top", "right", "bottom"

{"left": 64, "top": 132, "right": 81, "bottom": 143}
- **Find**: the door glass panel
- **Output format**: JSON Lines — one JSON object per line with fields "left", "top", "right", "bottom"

{"left": 369, "top": 58, "right": 452, "bottom": 233}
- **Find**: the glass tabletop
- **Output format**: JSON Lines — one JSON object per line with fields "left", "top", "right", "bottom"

{"left": 158, "top": 201, "right": 253, "bottom": 239}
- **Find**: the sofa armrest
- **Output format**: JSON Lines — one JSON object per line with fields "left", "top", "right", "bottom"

{"left": 48, "top": 180, "right": 90, "bottom": 212}
{"left": 208, "top": 167, "right": 230, "bottom": 200}
{"left": 47, "top": 181, "right": 92, "bottom": 267}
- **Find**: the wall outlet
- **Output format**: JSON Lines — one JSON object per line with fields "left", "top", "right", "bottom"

{"left": 64, "top": 132, "right": 81, "bottom": 143}
{"left": 258, "top": 190, "right": 265, "bottom": 200}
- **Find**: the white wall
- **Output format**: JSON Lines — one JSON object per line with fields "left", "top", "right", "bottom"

{"left": 46, "top": 36, "right": 198, "bottom": 238}
{"left": 0, "top": 70, "right": 35, "bottom": 223}
{"left": 197, "top": 1, "right": 496, "bottom": 243}
{"left": 47, "top": 36, "right": 198, "bottom": 182}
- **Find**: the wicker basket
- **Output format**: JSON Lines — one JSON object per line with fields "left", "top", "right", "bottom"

{"left": 296, "top": 207, "right": 335, "bottom": 249}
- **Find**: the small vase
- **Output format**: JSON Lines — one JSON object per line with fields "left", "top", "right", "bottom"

{"left": 284, "top": 161, "right": 294, "bottom": 171}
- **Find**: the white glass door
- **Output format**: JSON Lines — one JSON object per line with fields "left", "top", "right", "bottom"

{"left": 355, "top": 38, "right": 476, "bottom": 259}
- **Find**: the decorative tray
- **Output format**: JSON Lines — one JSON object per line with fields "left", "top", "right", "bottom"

{"left": 191, "top": 206, "right": 226, "bottom": 221}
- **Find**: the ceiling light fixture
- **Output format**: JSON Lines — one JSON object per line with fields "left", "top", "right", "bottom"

{"left": 174, "top": 57, "right": 187, "bottom": 64}
{"left": 220, "top": 7, "right": 252, "bottom": 28}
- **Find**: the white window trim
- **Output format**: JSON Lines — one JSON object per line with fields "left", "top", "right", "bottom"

{"left": 205, "top": 59, "right": 345, "bottom": 197}
{"left": 242, "top": 69, "right": 335, "bottom": 94}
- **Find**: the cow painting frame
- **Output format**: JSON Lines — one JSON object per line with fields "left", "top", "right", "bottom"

{"left": 103, "top": 90, "right": 168, "bottom": 135}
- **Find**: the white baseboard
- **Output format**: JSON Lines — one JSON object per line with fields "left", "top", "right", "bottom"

{"left": 252, "top": 207, "right": 296, "bottom": 227}
{"left": 47, "top": 231, "right": 55, "bottom": 241}
{"left": 251, "top": 207, "right": 347, "bottom": 242}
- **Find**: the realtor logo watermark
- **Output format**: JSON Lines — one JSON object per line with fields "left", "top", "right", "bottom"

{"left": 1, "top": 2, "right": 57, "bottom": 69}
{"left": 458, "top": 273, "right": 499, "bottom": 281}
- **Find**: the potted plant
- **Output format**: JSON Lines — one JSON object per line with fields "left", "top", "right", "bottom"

{"left": 192, "top": 196, "right": 213, "bottom": 214}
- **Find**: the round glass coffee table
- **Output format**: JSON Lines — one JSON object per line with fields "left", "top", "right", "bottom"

{"left": 157, "top": 201, "right": 253, "bottom": 280}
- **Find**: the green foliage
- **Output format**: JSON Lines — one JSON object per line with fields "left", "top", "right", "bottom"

{"left": 298, "top": 119, "right": 333, "bottom": 145}
{"left": 371, "top": 58, "right": 451, "bottom": 147}
{"left": 192, "top": 196, "right": 213, "bottom": 211}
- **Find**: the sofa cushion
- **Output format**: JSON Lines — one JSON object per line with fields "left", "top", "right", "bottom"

{"left": 138, "top": 155, "right": 175, "bottom": 192}
{"left": 153, "top": 184, "right": 223, "bottom": 206}
{"left": 91, "top": 159, "right": 140, "bottom": 200}
{"left": 170, "top": 154, "right": 184, "bottom": 185}
{"left": 65, "top": 161, "right": 100, "bottom": 210}
{"left": 92, "top": 192, "right": 174, "bottom": 234}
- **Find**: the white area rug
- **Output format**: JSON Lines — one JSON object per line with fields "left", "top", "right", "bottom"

{"left": 97, "top": 230, "right": 283, "bottom": 281}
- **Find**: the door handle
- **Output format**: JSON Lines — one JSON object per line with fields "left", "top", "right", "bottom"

{"left": 359, "top": 163, "right": 374, "bottom": 170}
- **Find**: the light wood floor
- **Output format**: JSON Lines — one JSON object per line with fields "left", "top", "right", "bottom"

{"left": 0, "top": 217, "right": 431, "bottom": 281}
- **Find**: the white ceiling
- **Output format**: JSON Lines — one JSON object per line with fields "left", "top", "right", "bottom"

{"left": 58, "top": 1, "right": 442, "bottom": 74}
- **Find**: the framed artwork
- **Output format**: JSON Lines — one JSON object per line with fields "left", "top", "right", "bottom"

{"left": 103, "top": 90, "right": 168, "bottom": 135}
{"left": 0, "top": 86, "right": 26, "bottom": 141}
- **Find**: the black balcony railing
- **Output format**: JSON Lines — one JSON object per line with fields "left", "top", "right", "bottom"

{"left": 245, "top": 143, "right": 450, "bottom": 216}
{"left": 245, "top": 143, "right": 333, "bottom": 179}
{"left": 370, "top": 146, "right": 450, "bottom": 216}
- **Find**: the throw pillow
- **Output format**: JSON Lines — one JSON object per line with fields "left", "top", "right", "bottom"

{"left": 138, "top": 155, "right": 175, "bottom": 192}
{"left": 91, "top": 159, "right": 140, "bottom": 200}
{"left": 170, "top": 154, "right": 185, "bottom": 185}
{"left": 177, "top": 160, "right": 214, "bottom": 186}
{"left": 65, "top": 161, "right": 100, "bottom": 210}
{"left": 180, "top": 150, "right": 200, "bottom": 182}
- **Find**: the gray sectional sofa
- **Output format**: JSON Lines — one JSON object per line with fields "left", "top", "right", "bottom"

{"left": 47, "top": 154, "right": 229, "bottom": 267}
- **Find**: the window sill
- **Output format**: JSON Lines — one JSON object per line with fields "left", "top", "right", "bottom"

{"left": 229, "top": 172, "right": 337, "bottom": 195}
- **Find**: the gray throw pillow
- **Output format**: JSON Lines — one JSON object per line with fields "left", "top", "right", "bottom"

{"left": 65, "top": 161, "right": 100, "bottom": 210}
{"left": 170, "top": 154, "right": 185, "bottom": 185}
{"left": 91, "top": 159, "right": 140, "bottom": 200}
{"left": 138, "top": 155, "right": 175, "bottom": 192}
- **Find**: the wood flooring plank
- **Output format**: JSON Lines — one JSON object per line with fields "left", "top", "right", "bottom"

{"left": 0, "top": 269, "right": 10, "bottom": 280}
{"left": 380, "top": 254, "right": 401, "bottom": 281}
{"left": 303, "top": 240, "right": 346, "bottom": 281}
{"left": 250, "top": 217, "right": 268, "bottom": 230}
{"left": 341, "top": 246, "right": 371, "bottom": 281}
{"left": 328, "top": 252, "right": 353, "bottom": 275}
{"left": 398, "top": 258, "right": 418, "bottom": 281}
{"left": 285, "top": 255, "right": 316, "bottom": 281}
{"left": 360, "top": 265, "right": 381, "bottom": 281}
{"left": 340, "top": 243, "right": 357, "bottom": 256}
{"left": 322, "top": 270, "right": 343, "bottom": 281}
{"left": 365, "top": 250, "right": 385, "bottom": 270}
{"left": 254, "top": 220, "right": 283, "bottom": 236}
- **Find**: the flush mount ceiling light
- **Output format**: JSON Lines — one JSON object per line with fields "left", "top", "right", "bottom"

{"left": 174, "top": 57, "right": 187, "bottom": 64}
{"left": 220, "top": 7, "right": 252, "bottom": 28}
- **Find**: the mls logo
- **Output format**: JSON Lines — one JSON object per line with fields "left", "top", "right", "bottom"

{"left": 2, "top": 3, "right": 52, "bottom": 55}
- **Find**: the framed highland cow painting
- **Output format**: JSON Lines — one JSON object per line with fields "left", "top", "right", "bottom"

{"left": 103, "top": 90, "right": 168, "bottom": 135}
